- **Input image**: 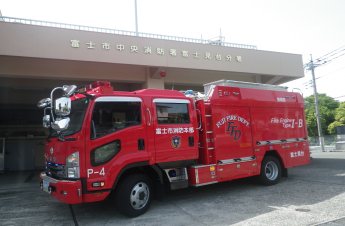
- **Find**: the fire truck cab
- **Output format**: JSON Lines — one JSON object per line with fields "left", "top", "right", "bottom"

{"left": 38, "top": 80, "right": 310, "bottom": 217}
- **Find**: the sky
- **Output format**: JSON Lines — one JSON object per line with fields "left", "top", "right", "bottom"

{"left": 1, "top": 0, "right": 345, "bottom": 100}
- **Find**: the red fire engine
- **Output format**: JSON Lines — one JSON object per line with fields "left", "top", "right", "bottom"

{"left": 38, "top": 80, "right": 310, "bottom": 217}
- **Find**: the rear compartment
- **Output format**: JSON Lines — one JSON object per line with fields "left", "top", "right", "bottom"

{"left": 188, "top": 80, "right": 310, "bottom": 186}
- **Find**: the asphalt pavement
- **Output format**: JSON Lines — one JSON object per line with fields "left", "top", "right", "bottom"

{"left": 1, "top": 151, "right": 345, "bottom": 226}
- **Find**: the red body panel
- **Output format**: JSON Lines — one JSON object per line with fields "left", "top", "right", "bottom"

{"left": 42, "top": 86, "right": 199, "bottom": 203}
{"left": 212, "top": 106, "right": 253, "bottom": 161}
{"left": 40, "top": 172, "right": 110, "bottom": 204}
{"left": 189, "top": 85, "right": 310, "bottom": 186}
{"left": 40, "top": 173, "right": 83, "bottom": 204}
{"left": 188, "top": 165, "right": 217, "bottom": 186}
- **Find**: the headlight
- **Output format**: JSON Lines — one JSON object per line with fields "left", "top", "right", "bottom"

{"left": 66, "top": 151, "right": 80, "bottom": 178}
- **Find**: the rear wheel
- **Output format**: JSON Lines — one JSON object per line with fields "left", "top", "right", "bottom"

{"left": 115, "top": 174, "right": 152, "bottom": 217}
{"left": 259, "top": 156, "right": 282, "bottom": 185}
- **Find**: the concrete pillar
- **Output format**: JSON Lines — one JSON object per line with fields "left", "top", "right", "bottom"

{"left": 144, "top": 67, "right": 165, "bottom": 89}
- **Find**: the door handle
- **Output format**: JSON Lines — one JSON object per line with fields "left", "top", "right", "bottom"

{"left": 196, "top": 109, "right": 202, "bottom": 130}
{"left": 189, "top": 136, "right": 195, "bottom": 147}
{"left": 138, "top": 139, "right": 145, "bottom": 150}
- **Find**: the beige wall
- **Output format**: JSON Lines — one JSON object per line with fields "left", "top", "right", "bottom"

{"left": 0, "top": 20, "right": 306, "bottom": 171}
{"left": 0, "top": 21, "right": 304, "bottom": 87}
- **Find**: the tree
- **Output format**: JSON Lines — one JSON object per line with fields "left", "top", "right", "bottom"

{"left": 328, "top": 102, "right": 345, "bottom": 134}
{"left": 304, "top": 94, "right": 339, "bottom": 137}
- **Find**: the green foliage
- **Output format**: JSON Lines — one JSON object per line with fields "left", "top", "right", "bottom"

{"left": 328, "top": 121, "right": 343, "bottom": 134}
{"left": 327, "top": 102, "right": 345, "bottom": 134}
{"left": 304, "top": 94, "right": 339, "bottom": 136}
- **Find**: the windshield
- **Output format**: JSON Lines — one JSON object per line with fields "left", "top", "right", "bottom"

{"left": 49, "top": 98, "right": 89, "bottom": 137}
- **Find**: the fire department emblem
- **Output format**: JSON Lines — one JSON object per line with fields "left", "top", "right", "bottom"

{"left": 171, "top": 136, "right": 181, "bottom": 149}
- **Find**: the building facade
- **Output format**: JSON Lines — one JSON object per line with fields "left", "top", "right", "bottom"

{"left": 0, "top": 17, "right": 304, "bottom": 171}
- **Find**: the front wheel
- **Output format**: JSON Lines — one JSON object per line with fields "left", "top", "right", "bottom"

{"left": 259, "top": 156, "right": 282, "bottom": 185}
{"left": 115, "top": 174, "right": 152, "bottom": 217}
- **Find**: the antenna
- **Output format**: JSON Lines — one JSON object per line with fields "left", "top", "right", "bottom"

{"left": 207, "top": 28, "right": 225, "bottom": 46}
{"left": 219, "top": 28, "right": 222, "bottom": 41}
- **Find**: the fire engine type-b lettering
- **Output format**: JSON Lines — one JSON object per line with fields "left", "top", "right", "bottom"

{"left": 298, "top": 119, "right": 303, "bottom": 128}
{"left": 227, "top": 122, "right": 242, "bottom": 140}
{"left": 271, "top": 117, "right": 301, "bottom": 129}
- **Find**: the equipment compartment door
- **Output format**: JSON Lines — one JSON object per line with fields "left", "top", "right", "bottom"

{"left": 213, "top": 106, "right": 254, "bottom": 161}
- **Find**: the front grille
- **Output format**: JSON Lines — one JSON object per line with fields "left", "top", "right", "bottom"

{"left": 46, "top": 161, "right": 65, "bottom": 179}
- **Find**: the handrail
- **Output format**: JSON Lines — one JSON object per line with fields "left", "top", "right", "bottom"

{"left": 292, "top": 87, "right": 303, "bottom": 96}
{"left": 0, "top": 16, "right": 257, "bottom": 50}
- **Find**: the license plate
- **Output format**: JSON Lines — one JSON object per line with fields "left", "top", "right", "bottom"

{"left": 42, "top": 179, "right": 50, "bottom": 193}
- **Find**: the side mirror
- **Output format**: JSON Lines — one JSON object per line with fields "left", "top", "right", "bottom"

{"left": 37, "top": 98, "right": 51, "bottom": 109}
{"left": 42, "top": 115, "right": 51, "bottom": 128}
{"left": 51, "top": 118, "right": 70, "bottom": 131}
{"left": 54, "top": 97, "right": 71, "bottom": 116}
{"left": 63, "top": 85, "right": 77, "bottom": 96}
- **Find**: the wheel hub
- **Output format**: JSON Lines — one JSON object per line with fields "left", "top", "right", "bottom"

{"left": 130, "top": 182, "right": 150, "bottom": 210}
{"left": 265, "top": 161, "right": 278, "bottom": 181}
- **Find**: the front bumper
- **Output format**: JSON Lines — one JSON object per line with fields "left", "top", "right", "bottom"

{"left": 40, "top": 172, "right": 83, "bottom": 204}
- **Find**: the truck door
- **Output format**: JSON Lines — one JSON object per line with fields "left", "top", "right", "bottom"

{"left": 152, "top": 98, "right": 198, "bottom": 164}
{"left": 84, "top": 97, "right": 148, "bottom": 192}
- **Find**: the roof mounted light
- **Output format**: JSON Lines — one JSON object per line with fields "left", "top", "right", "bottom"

{"left": 85, "top": 81, "right": 113, "bottom": 94}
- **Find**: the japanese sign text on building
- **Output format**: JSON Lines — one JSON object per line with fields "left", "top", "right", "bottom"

{"left": 70, "top": 39, "right": 243, "bottom": 63}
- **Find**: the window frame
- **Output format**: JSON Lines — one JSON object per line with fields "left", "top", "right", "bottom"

{"left": 91, "top": 96, "right": 142, "bottom": 139}
{"left": 153, "top": 98, "right": 191, "bottom": 125}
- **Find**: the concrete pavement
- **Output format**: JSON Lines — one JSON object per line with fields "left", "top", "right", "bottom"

{"left": 1, "top": 151, "right": 345, "bottom": 226}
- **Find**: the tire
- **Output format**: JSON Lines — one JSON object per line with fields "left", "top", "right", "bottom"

{"left": 115, "top": 174, "right": 152, "bottom": 217}
{"left": 259, "top": 156, "right": 282, "bottom": 185}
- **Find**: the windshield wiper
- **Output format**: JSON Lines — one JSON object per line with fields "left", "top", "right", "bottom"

{"left": 58, "top": 132, "right": 76, "bottom": 142}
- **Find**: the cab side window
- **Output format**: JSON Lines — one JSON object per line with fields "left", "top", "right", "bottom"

{"left": 156, "top": 103, "right": 190, "bottom": 124}
{"left": 91, "top": 101, "right": 141, "bottom": 139}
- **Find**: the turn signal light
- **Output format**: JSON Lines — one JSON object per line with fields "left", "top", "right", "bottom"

{"left": 92, "top": 182, "right": 105, "bottom": 187}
